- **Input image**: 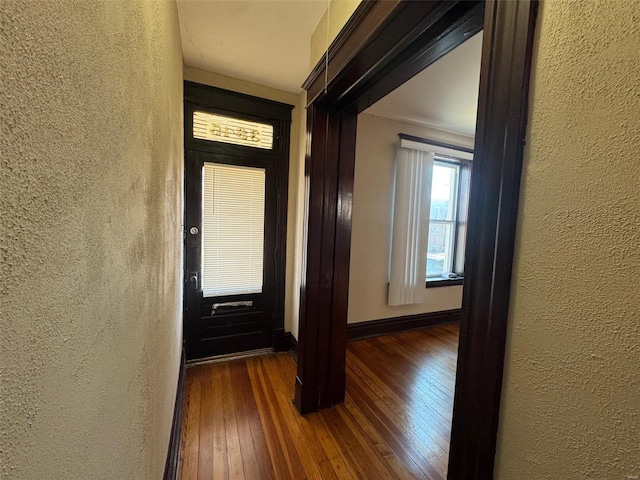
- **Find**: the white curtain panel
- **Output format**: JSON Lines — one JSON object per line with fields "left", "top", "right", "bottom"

{"left": 388, "top": 146, "right": 434, "bottom": 306}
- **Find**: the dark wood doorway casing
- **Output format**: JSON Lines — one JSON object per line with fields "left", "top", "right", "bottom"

{"left": 296, "top": 1, "right": 538, "bottom": 479}
{"left": 183, "top": 82, "right": 293, "bottom": 360}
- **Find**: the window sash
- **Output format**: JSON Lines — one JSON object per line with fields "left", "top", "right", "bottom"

{"left": 427, "top": 220, "right": 456, "bottom": 278}
{"left": 427, "top": 160, "right": 461, "bottom": 278}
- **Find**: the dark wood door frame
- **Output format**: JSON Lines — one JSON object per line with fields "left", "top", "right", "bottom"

{"left": 295, "top": 1, "right": 538, "bottom": 478}
{"left": 183, "top": 82, "right": 293, "bottom": 360}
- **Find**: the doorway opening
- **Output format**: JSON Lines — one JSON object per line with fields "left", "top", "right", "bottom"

{"left": 295, "top": 1, "right": 537, "bottom": 478}
{"left": 323, "top": 26, "right": 483, "bottom": 477}
{"left": 183, "top": 82, "right": 293, "bottom": 360}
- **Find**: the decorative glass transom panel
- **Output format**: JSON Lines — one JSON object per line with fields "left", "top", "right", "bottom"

{"left": 193, "top": 111, "right": 274, "bottom": 150}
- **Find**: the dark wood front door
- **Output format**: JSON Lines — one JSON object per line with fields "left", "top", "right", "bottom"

{"left": 183, "top": 82, "right": 292, "bottom": 360}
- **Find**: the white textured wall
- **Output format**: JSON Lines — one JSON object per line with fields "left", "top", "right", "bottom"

{"left": 0, "top": 1, "right": 184, "bottom": 479}
{"left": 349, "top": 114, "right": 474, "bottom": 323}
{"left": 496, "top": 0, "right": 640, "bottom": 478}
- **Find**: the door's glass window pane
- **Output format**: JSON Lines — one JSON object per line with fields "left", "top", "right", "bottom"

{"left": 202, "top": 163, "right": 265, "bottom": 297}
{"left": 193, "top": 111, "right": 274, "bottom": 150}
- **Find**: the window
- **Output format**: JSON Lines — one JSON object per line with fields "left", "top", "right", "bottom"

{"left": 193, "top": 111, "right": 274, "bottom": 150}
{"left": 427, "top": 161, "right": 460, "bottom": 278}
{"left": 388, "top": 135, "right": 472, "bottom": 305}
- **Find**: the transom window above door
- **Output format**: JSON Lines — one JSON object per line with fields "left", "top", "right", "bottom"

{"left": 193, "top": 111, "right": 274, "bottom": 150}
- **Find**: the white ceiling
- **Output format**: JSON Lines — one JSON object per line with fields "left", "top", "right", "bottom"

{"left": 365, "top": 32, "right": 483, "bottom": 137}
{"left": 176, "top": 0, "right": 327, "bottom": 93}
{"left": 176, "top": 3, "right": 481, "bottom": 135}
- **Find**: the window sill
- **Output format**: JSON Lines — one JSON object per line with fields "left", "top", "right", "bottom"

{"left": 425, "top": 277, "right": 464, "bottom": 288}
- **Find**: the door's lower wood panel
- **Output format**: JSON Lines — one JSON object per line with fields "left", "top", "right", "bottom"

{"left": 179, "top": 323, "right": 459, "bottom": 479}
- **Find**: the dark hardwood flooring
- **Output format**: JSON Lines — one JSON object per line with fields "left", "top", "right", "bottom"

{"left": 179, "top": 323, "right": 459, "bottom": 479}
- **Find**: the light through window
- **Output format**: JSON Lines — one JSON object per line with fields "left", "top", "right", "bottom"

{"left": 427, "top": 161, "right": 460, "bottom": 278}
{"left": 193, "top": 111, "right": 274, "bottom": 150}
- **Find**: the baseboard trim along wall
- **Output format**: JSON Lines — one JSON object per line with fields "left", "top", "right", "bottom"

{"left": 163, "top": 351, "right": 186, "bottom": 480}
{"left": 289, "top": 334, "right": 298, "bottom": 362}
{"left": 290, "top": 310, "right": 461, "bottom": 364}
{"left": 347, "top": 309, "right": 461, "bottom": 341}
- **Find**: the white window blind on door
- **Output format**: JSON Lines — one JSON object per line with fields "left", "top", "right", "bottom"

{"left": 202, "top": 163, "right": 265, "bottom": 297}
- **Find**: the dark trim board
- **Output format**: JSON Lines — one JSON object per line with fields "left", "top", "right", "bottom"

{"left": 290, "top": 334, "right": 298, "bottom": 363}
{"left": 296, "top": 0, "right": 538, "bottom": 478}
{"left": 272, "top": 328, "right": 292, "bottom": 352}
{"left": 426, "top": 278, "right": 464, "bottom": 288}
{"left": 163, "top": 351, "right": 186, "bottom": 480}
{"left": 347, "top": 310, "right": 461, "bottom": 341}
{"left": 398, "top": 134, "right": 474, "bottom": 155}
{"left": 292, "top": 310, "right": 458, "bottom": 360}
{"left": 448, "top": 2, "right": 538, "bottom": 478}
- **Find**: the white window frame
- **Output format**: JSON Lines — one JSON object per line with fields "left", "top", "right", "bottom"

{"left": 427, "top": 159, "right": 461, "bottom": 279}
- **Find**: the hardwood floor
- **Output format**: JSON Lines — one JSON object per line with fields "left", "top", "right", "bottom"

{"left": 179, "top": 323, "right": 459, "bottom": 480}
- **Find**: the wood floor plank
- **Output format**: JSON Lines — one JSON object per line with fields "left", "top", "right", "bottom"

{"left": 246, "top": 357, "right": 297, "bottom": 479}
{"left": 346, "top": 344, "right": 453, "bottom": 475}
{"left": 345, "top": 365, "right": 449, "bottom": 478}
{"left": 195, "top": 365, "right": 215, "bottom": 480}
{"left": 210, "top": 365, "right": 229, "bottom": 480}
{"left": 221, "top": 362, "right": 246, "bottom": 480}
{"left": 270, "top": 355, "right": 339, "bottom": 480}
{"left": 378, "top": 338, "right": 455, "bottom": 429}
{"left": 180, "top": 366, "right": 202, "bottom": 480}
{"left": 354, "top": 338, "right": 455, "bottom": 402}
{"left": 346, "top": 370, "right": 446, "bottom": 480}
{"left": 227, "top": 361, "right": 274, "bottom": 480}
{"left": 246, "top": 355, "right": 315, "bottom": 479}
{"left": 322, "top": 406, "right": 396, "bottom": 480}
{"left": 348, "top": 341, "right": 455, "bottom": 434}
{"left": 256, "top": 355, "right": 323, "bottom": 480}
{"left": 179, "top": 323, "right": 460, "bottom": 480}
{"left": 346, "top": 351, "right": 452, "bottom": 453}
{"left": 256, "top": 358, "right": 308, "bottom": 479}
{"left": 333, "top": 403, "right": 405, "bottom": 479}
{"left": 305, "top": 412, "right": 359, "bottom": 480}
{"left": 342, "top": 390, "right": 433, "bottom": 480}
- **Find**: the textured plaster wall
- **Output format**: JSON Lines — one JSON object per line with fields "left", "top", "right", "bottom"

{"left": 183, "top": 67, "right": 306, "bottom": 338}
{"left": 309, "top": 0, "right": 361, "bottom": 68}
{"left": 348, "top": 114, "right": 474, "bottom": 324}
{"left": 495, "top": 0, "right": 640, "bottom": 478}
{"left": 0, "top": 1, "right": 184, "bottom": 479}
